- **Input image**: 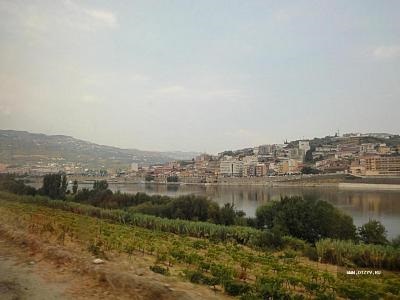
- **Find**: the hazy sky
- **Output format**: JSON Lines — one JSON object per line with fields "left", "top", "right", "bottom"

{"left": 0, "top": 1, "right": 399, "bottom": 153}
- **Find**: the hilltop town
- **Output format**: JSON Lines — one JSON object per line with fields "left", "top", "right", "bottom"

{"left": 2, "top": 131, "right": 400, "bottom": 183}
{"left": 138, "top": 132, "right": 400, "bottom": 183}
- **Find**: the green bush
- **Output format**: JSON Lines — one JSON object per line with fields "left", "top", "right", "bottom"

{"left": 210, "top": 263, "right": 234, "bottom": 283}
{"left": 0, "top": 175, "right": 37, "bottom": 196}
{"left": 358, "top": 220, "right": 388, "bottom": 245}
{"left": 337, "top": 281, "right": 382, "bottom": 300}
{"left": 282, "top": 236, "right": 307, "bottom": 250}
{"left": 223, "top": 280, "right": 251, "bottom": 296}
{"left": 149, "top": 265, "right": 169, "bottom": 275}
{"left": 303, "top": 245, "right": 319, "bottom": 261}
{"left": 255, "top": 276, "right": 289, "bottom": 299}
{"left": 183, "top": 269, "right": 209, "bottom": 284}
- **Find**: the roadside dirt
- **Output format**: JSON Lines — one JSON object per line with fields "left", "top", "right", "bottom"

{"left": 0, "top": 239, "right": 69, "bottom": 300}
{"left": 0, "top": 225, "right": 231, "bottom": 300}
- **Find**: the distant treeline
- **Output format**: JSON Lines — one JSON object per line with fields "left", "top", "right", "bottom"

{"left": 0, "top": 174, "right": 398, "bottom": 247}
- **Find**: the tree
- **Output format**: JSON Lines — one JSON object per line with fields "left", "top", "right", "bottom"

{"left": 219, "top": 203, "right": 237, "bottom": 225}
{"left": 255, "top": 203, "right": 275, "bottom": 229}
{"left": 301, "top": 166, "right": 319, "bottom": 174}
{"left": 304, "top": 148, "right": 314, "bottom": 163}
{"left": 145, "top": 175, "right": 155, "bottom": 182}
{"left": 40, "top": 173, "right": 68, "bottom": 199}
{"left": 93, "top": 180, "right": 108, "bottom": 191}
{"left": 255, "top": 196, "right": 356, "bottom": 243}
{"left": 0, "top": 174, "right": 37, "bottom": 196}
{"left": 72, "top": 180, "right": 78, "bottom": 194}
{"left": 358, "top": 220, "right": 388, "bottom": 245}
{"left": 167, "top": 175, "right": 179, "bottom": 182}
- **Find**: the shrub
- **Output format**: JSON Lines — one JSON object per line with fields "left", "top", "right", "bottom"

{"left": 149, "top": 265, "right": 169, "bottom": 275}
{"left": 255, "top": 276, "right": 288, "bottom": 299}
{"left": 303, "top": 245, "right": 319, "bottom": 261}
{"left": 358, "top": 220, "right": 388, "bottom": 245}
{"left": 223, "top": 280, "right": 251, "bottom": 296}
{"left": 87, "top": 239, "right": 106, "bottom": 258}
{"left": 210, "top": 264, "right": 234, "bottom": 283}
{"left": 282, "top": 235, "right": 307, "bottom": 251}
{"left": 183, "top": 270, "right": 209, "bottom": 284}
{"left": 0, "top": 175, "right": 37, "bottom": 196}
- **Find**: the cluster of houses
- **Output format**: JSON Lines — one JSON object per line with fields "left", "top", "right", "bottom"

{"left": 137, "top": 134, "right": 400, "bottom": 181}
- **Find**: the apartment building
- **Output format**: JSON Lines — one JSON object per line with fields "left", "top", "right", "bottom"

{"left": 277, "top": 159, "right": 302, "bottom": 174}
{"left": 377, "top": 144, "right": 391, "bottom": 155}
{"left": 255, "top": 163, "right": 268, "bottom": 177}
{"left": 243, "top": 163, "right": 256, "bottom": 177}
{"left": 363, "top": 156, "right": 400, "bottom": 176}
{"left": 351, "top": 156, "right": 400, "bottom": 176}
{"left": 359, "top": 143, "right": 376, "bottom": 154}
{"left": 220, "top": 159, "right": 243, "bottom": 177}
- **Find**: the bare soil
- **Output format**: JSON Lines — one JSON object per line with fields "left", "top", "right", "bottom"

{"left": 0, "top": 225, "right": 231, "bottom": 300}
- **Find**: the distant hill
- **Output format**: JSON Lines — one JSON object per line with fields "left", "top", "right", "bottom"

{"left": 0, "top": 130, "right": 199, "bottom": 168}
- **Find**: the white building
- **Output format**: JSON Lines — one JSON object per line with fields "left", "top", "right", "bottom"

{"left": 359, "top": 143, "right": 377, "bottom": 154}
{"left": 130, "top": 162, "right": 139, "bottom": 172}
{"left": 220, "top": 159, "right": 243, "bottom": 177}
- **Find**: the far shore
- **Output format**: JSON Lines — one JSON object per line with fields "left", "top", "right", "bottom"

{"left": 26, "top": 174, "right": 400, "bottom": 191}
{"left": 97, "top": 180, "right": 400, "bottom": 191}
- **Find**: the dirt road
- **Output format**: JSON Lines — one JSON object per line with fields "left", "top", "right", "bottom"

{"left": 0, "top": 239, "right": 69, "bottom": 300}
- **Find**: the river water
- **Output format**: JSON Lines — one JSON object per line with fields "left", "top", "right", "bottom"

{"left": 105, "top": 183, "right": 400, "bottom": 239}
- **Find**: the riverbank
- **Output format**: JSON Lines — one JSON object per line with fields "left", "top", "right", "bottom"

{"left": 339, "top": 182, "right": 400, "bottom": 190}
{"left": 27, "top": 174, "right": 400, "bottom": 191}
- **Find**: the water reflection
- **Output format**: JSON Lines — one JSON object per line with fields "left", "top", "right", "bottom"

{"left": 106, "top": 183, "right": 400, "bottom": 239}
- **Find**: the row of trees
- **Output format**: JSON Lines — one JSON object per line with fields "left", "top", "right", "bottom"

{"left": 0, "top": 174, "right": 37, "bottom": 196}
{"left": 0, "top": 173, "right": 70, "bottom": 199}
{"left": 74, "top": 180, "right": 244, "bottom": 226}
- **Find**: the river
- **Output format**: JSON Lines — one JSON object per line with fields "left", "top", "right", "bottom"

{"left": 103, "top": 183, "right": 400, "bottom": 239}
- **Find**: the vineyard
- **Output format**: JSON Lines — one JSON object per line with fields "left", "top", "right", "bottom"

{"left": 0, "top": 192, "right": 399, "bottom": 299}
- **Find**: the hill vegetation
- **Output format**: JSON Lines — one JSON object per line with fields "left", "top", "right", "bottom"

{"left": 0, "top": 130, "right": 198, "bottom": 168}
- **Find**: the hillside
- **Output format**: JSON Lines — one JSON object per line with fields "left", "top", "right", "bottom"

{"left": 0, "top": 191, "right": 399, "bottom": 299}
{"left": 0, "top": 130, "right": 198, "bottom": 169}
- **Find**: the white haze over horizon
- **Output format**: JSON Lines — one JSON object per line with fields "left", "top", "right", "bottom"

{"left": 0, "top": 0, "right": 399, "bottom": 154}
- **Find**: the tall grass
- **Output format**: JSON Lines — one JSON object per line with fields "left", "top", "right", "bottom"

{"left": 316, "top": 238, "right": 400, "bottom": 270}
